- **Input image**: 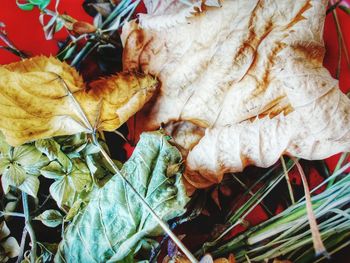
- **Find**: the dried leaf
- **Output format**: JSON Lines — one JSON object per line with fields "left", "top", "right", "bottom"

{"left": 72, "top": 21, "right": 97, "bottom": 35}
{"left": 122, "top": 0, "right": 350, "bottom": 189}
{"left": 0, "top": 56, "right": 157, "bottom": 146}
{"left": 138, "top": 0, "right": 221, "bottom": 29}
{"left": 55, "top": 131, "right": 188, "bottom": 262}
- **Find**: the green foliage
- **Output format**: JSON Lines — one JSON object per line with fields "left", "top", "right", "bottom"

{"left": 36, "top": 209, "right": 63, "bottom": 228}
{"left": 0, "top": 133, "right": 48, "bottom": 197}
{"left": 36, "top": 134, "right": 115, "bottom": 210}
{"left": 16, "top": 0, "right": 50, "bottom": 11}
{"left": 55, "top": 132, "right": 189, "bottom": 262}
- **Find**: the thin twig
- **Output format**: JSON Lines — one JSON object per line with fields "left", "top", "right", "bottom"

{"left": 291, "top": 157, "right": 328, "bottom": 258}
{"left": 0, "top": 211, "right": 25, "bottom": 218}
{"left": 22, "top": 192, "right": 37, "bottom": 263}
{"left": 0, "top": 31, "right": 28, "bottom": 59}
{"left": 16, "top": 228, "right": 28, "bottom": 263}
{"left": 281, "top": 156, "right": 295, "bottom": 204}
{"left": 231, "top": 174, "right": 274, "bottom": 216}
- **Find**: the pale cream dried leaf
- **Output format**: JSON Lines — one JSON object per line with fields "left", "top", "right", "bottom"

{"left": 0, "top": 56, "right": 157, "bottom": 146}
{"left": 138, "top": 0, "right": 221, "bottom": 29}
{"left": 122, "top": 0, "right": 350, "bottom": 189}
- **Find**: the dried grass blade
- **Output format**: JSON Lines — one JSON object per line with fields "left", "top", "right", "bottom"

{"left": 281, "top": 156, "right": 295, "bottom": 204}
{"left": 291, "top": 157, "right": 328, "bottom": 257}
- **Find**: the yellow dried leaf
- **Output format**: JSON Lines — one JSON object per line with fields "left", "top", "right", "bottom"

{"left": 122, "top": 0, "right": 350, "bottom": 189}
{"left": 0, "top": 56, "right": 157, "bottom": 146}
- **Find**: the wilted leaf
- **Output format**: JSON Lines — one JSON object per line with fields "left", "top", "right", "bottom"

{"left": 36, "top": 209, "right": 64, "bottom": 228}
{"left": 72, "top": 21, "right": 97, "bottom": 35}
{"left": 0, "top": 56, "right": 157, "bottom": 146}
{"left": 55, "top": 131, "right": 189, "bottom": 262}
{"left": 122, "top": 0, "right": 350, "bottom": 189}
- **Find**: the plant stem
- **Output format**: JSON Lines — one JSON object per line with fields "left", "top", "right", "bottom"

{"left": 22, "top": 192, "right": 37, "bottom": 263}
{"left": 281, "top": 156, "right": 295, "bottom": 204}
{"left": 0, "top": 31, "right": 28, "bottom": 59}
{"left": 0, "top": 211, "right": 25, "bottom": 217}
{"left": 16, "top": 228, "right": 28, "bottom": 263}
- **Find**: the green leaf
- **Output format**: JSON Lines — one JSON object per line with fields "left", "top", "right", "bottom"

{"left": 55, "top": 132, "right": 189, "bottom": 262}
{"left": 65, "top": 199, "right": 83, "bottom": 222}
{"left": 0, "top": 158, "right": 10, "bottom": 174}
{"left": 18, "top": 176, "right": 40, "bottom": 197}
{"left": 16, "top": 1, "right": 35, "bottom": 11}
{"left": 49, "top": 177, "right": 73, "bottom": 208}
{"left": 44, "top": 159, "right": 92, "bottom": 208}
{"left": 38, "top": 0, "right": 50, "bottom": 9}
{"left": 13, "top": 145, "right": 44, "bottom": 166}
{"left": 36, "top": 139, "right": 72, "bottom": 172}
{"left": 1, "top": 165, "right": 27, "bottom": 194}
{"left": 40, "top": 161, "right": 65, "bottom": 180}
{"left": 36, "top": 210, "right": 63, "bottom": 228}
{"left": 55, "top": 19, "right": 65, "bottom": 32}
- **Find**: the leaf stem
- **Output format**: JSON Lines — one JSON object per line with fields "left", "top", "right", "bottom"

{"left": 16, "top": 228, "right": 28, "bottom": 263}
{"left": 22, "top": 192, "right": 37, "bottom": 263}
{"left": 281, "top": 156, "right": 295, "bottom": 204}
{"left": 0, "top": 211, "right": 25, "bottom": 217}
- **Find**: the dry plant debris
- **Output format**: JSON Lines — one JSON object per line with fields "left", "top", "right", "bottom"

{"left": 122, "top": 0, "right": 350, "bottom": 189}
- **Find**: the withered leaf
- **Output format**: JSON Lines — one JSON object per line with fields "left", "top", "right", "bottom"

{"left": 122, "top": 0, "right": 350, "bottom": 189}
{"left": 0, "top": 56, "right": 157, "bottom": 146}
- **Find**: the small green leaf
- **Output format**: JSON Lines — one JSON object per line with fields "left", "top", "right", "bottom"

{"left": 49, "top": 178, "right": 73, "bottom": 208}
{"left": 65, "top": 199, "right": 83, "bottom": 221}
{"left": 41, "top": 161, "right": 64, "bottom": 180}
{"left": 36, "top": 210, "right": 63, "bottom": 228}
{"left": 19, "top": 176, "right": 40, "bottom": 197}
{"left": 28, "top": 0, "right": 42, "bottom": 4}
{"left": 16, "top": 1, "right": 35, "bottom": 11}
{"left": 13, "top": 145, "right": 43, "bottom": 166}
{"left": 55, "top": 19, "right": 65, "bottom": 32}
{"left": 45, "top": 160, "right": 92, "bottom": 208}
{"left": 2, "top": 165, "right": 27, "bottom": 194}
{"left": 38, "top": 0, "right": 50, "bottom": 9}
{"left": 62, "top": 45, "right": 77, "bottom": 60}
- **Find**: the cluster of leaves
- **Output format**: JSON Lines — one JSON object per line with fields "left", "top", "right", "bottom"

{"left": 0, "top": 131, "right": 115, "bottom": 211}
